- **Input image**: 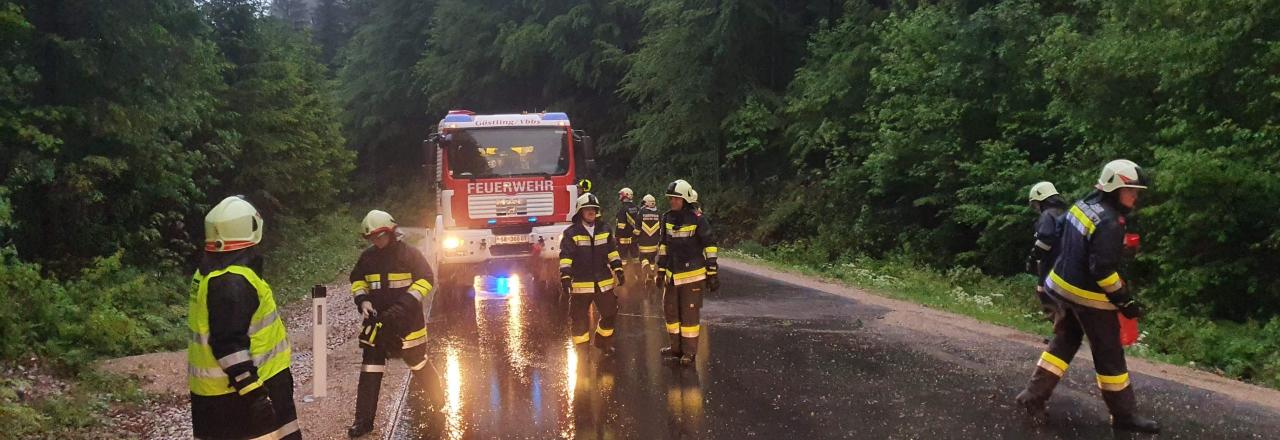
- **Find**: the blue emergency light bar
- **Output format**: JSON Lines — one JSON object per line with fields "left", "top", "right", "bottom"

{"left": 442, "top": 113, "right": 474, "bottom": 123}
{"left": 528, "top": 217, "right": 538, "bottom": 222}
{"left": 487, "top": 219, "right": 498, "bottom": 225}
{"left": 540, "top": 112, "right": 569, "bottom": 121}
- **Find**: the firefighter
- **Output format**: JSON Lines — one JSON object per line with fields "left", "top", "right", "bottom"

{"left": 347, "top": 210, "right": 436, "bottom": 438}
{"left": 1027, "top": 181, "right": 1068, "bottom": 321}
{"left": 1015, "top": 160, "right": 1159, "bottom": 433}
{"left": 636, "top": 194, "right": 662, "bottom": 283}
{"left": 559, "top": 193, "right": 625, "bottom": 355}
{"left": 688, "top": 189, "right": 702, "bottom": 215}
{"left": 657, "top": 180, "right": 718, "bottom": 366}
{"left": 189, "top": 196, "right": 300, "bottom": 440}
{"left": 615, "top": 187, "right": 641, "bottom": 263}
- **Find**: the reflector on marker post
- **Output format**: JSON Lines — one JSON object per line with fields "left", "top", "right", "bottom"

{"left": 312, "top": 284, "right": 327, "bottom": 398}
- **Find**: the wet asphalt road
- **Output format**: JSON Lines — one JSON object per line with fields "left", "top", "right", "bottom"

{"left": 388, "top": 263, "right": 1280, "bottom": 439}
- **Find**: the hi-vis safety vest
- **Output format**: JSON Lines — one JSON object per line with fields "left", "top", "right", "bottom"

{"left": 188, "top": 266, "right": 292, "bottom": 396}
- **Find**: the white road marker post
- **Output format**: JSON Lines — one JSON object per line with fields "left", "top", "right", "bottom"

{"left": 311, "top": 284, "right": 327, "bottom": 398}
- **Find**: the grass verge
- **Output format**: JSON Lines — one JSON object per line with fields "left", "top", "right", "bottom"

{"left": 729, "top": 241, "right": 1280, "bottom": 389}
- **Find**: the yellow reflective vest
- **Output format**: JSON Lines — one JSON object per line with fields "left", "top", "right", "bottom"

{"left": 187, "top": 265, "right": 291, "bottom": 396}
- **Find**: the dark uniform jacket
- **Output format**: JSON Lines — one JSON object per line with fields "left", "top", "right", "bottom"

{"left": 1032, "top": 205, "right": 1066, "bottom": 286}
{"left": 1046, "top": 192, "right": 1127, "bottom": 310}
{"left": 636, "top": 206, "right": 662, "bottom": 254}
{"left": 349, "top": 239, "right": 434, "bottom": 328}
{"left": 657, "top": 208, "right": 718, "bottom": 284}
{"left": 559, "top": 219, "right": 623, "bottom": 293}
{"left": 615, "top": 201, "right": 640, "bottom": 241}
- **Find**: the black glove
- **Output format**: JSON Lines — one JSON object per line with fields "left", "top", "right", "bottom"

{"left": 1025, "top": 253, "right": 1038, "bottom": 275}
{"left": 656, "top": 270, "right": 667, "bottom": 287}
{"left": 1109, "top": 288, "right": 1144, "bottom": 319}
{"left": 561, "top": 276, "right": 572, "bottom": 295}
{"left": 615, "top": 269, "right": 626, "bottom": 287}
{"left": 243, "top": 385, "right": 276, "bottom": 432}
{"left": 706, "top": 274, "right": 720, "bottom": 292}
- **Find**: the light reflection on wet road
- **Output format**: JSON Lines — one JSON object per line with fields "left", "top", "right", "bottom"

{"left": 388, "top": 266, "right": 1280, "bottom": 439}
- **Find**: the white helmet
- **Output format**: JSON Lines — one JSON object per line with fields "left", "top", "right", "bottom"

{"left": 576, "top": 193, "right": 601, "bottom": 213}
{"left": 1028, "top": 181, "right": 1059, "bottom": 202}
{"left": 618, "top": 187, "right": 634, "bottom": 201}
{"left": 1096, "top": 159, "right": 1149, "bottom": 193}
{"left": 204, "top": 196, "right": 263, "bottom": 252}
{"left": 688, "top": 189, "right": 699, "bottom": 204}
{"left": 642, "top": 194, "right": 656, "bottom": 207}
{"left": 665, "top": 179, "right": 694, "bottom": 202}
{"left": 361, "top": 210, "right": 398, "bottom": 238}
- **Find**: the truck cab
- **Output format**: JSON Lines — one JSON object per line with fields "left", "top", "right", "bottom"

{"left": 424, "top": 110, "right": 594, "bottom": 300}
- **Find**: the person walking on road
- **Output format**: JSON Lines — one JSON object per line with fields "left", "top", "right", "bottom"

{"left": 615, "top": 187, "right": 641, "bottom": 264}
{"left": 347, "top": 210, "right": 437, "bottom": 438}
{"left": 1026, "top": 181, "right": 1068, "bottom": 321}
{"left": 560, "top": 193, "right": 626, "bottom": 355}
{"left": 1015, "top": 160, "right": 1160, "bottom": 433}
{"left": 657, "top": 180, "right": 718, "bottom": 366}
{"left": 189, "top": 195, "right": 301, "bottom": 440}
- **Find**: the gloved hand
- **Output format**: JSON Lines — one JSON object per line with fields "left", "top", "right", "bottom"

{"left": 359, "top": 301, "right": 377, "bottom": 320}
{"left": 707, "top": 274, "right": 720, "bottom": 292}
{"left": 615, "top": 269, "right": 626, "bottom": 287}
{"left": 243, "top": 385, "right": 276, "bottom": 432}
{"left": 561, "top": 276, "right": 573, "bottom": 295}
{"left": 1109, "top": 288, "right": 1144, "bottom": 319}
{"left": 1025, "top": 253, "right": 1038, "bottom": 275}
{"left": 656, "top": 271, "right": 667, "bottom": 288}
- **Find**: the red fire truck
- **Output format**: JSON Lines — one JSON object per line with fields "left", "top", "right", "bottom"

{"left": 424, "top": 110, "right": 595, "bottom": 301}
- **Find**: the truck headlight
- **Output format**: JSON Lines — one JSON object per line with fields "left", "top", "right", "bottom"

{"left": 443, "top": 237, "right": 462, "bottom": 250}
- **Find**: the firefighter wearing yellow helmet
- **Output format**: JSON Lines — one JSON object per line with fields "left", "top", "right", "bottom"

{"left": 615, "top": 187, "right": 641, "bottom": 265}
{"left": 1026, "top": 181, "right": 1068, "bottom": 321}
{"left": 1016, "top": 159, "right": 1159, "bottom": 433}
{"left": 559, "top": 193, "right": 625, "bottom": 354}
{"left": 189, "top": 196, "right": 300, "bottom": 440}
{"left": 657, "top": 180, "right": 718, "bottom": 366}
{"left": 636, "top": 194, "right": 662, "bottom": 282}
{"left": 347, "top": 210, "right": 438, "bottom": 437}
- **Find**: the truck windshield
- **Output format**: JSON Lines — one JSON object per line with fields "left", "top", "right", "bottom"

{"left": 443, "top": 127, "right": 570, "bottom": 178}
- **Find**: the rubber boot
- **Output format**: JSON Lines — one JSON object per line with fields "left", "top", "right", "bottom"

{"left": 679, "top": 336, "right": 697, "bottom": 366}
{"left": 1015, "top": 367, "right": 1061, "bottom": 423}
{"left": 348, "top": 371, "right": 383, "bottom": 437}
{"left": 594, "top": 333, "right": 616, "bottom": 356}
{"left": 1103, "top": 388, "right": 1160, "bottom": 433}
{"left": 660, "top": 333, "right": 681, "bottom": 359}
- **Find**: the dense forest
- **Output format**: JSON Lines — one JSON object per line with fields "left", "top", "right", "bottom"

{"left": 2, "top": 0, "right": 1279, "bottom": 402}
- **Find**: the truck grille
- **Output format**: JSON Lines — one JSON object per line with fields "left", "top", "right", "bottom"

{"left": 468, "top": 192, "right": 555, "bottom": 218}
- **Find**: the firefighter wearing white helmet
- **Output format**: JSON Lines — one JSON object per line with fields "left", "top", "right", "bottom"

{"left": 1016, "top": 159, "right": 1158, "bottom": 433}
{"left": 560, "top": 193, "right": 625, "bottom": 354}
{"left": 636, "top": 194, "right": 663, "bottom": 280}
{"left": 189, "top": 196, "right": 300, "bottom": 440}
{"left": 615, "top": 187, "right": 641, "bottom": 263}
{"left": 1026, "top": 181, "right": 1068, "bottom": 321}
{"left": 658, "top": 179, "right": 718, "bottom": 366}
{"left": 346, "top": 209, "right": 437, "bottom": 437}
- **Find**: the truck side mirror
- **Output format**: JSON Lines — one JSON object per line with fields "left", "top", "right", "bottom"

{"left": 581, "top": 135, "right": 596, "bottom": 174}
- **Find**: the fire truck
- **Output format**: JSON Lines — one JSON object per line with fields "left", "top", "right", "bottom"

{"left": 423, "top": 110, "right": 595, "bottom": 301}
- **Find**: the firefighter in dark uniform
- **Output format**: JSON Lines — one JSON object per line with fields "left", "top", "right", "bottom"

{"left": 1015, "top": 160, "right": 1159, "bottom": 433}
{"left": 1027, "top": 181, "right": 1068, "bottom": 321}
{"left": 560, "top": 193, "right": 626, "bottom": 354}
{"left": 657, "top": 180, "right": 718, "bottom": 366}
{"left": 189, "top": 196, "right": 301, "bottom": 440}
{"left": 636, "top": 194, "right": 662, "bottom": 283}
{"left": 615, "top": 187, "right": 641, "bottom": 263}
{"left": 347, "top": 210, "right": 436, "bottom": 438}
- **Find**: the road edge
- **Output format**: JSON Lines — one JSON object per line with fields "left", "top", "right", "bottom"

{"left": 719, "top": 256, "right": 1280, "bottom": 412}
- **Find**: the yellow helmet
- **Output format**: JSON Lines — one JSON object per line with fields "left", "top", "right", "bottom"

{"left": 204, "top": 196, "right": 263, "bottom": 252}
{"left": 577, "top": 179, "right": 593, "bottom": 193}
{"left": 619, "top": 187, "right": 634, "bottom": 201}
{"left": 361, "top": 210, "right": 398, "bottom": 238}
{"left": 1028, "top": 181, "right": 1059, "bottom": 202}
{"left": 665, "top": 179, "right": 694, "bottom": 201}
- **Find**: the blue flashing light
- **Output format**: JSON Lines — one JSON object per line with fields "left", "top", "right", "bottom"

{"left": 487, "top": 219, "right": 498, "bottom": 225}
{"left": 494, "top": 276, "right": 510, "bottom": 296}
{"left": 528, "top": 217, "right": 538, "bottom": 223}
{"left": 540, "top": 112, "right": 569, "bottom": 121}
{"left": 442, "top": 114, "right": 474, "bottom": 123}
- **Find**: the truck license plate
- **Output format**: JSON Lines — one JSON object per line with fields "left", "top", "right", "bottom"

{"left": 495, "top": 234, "right": 528, "bottom": 245}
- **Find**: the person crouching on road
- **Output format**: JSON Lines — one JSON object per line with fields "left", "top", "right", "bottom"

{"left": 636, "top": 194, "right": 663, "bottom": 283}
{"left": 658, "top": 180, "right": 718, "bottom": 366}
{"left": 347, "top": 210, "right": 436, "bottom": 438}
{"left": 1015, "top": 160, "right": 1159, "bottom": 433}
{"left": 189, "top": 195, "right": 301, "bottom": 440}
{"left": 1027, "top": 181, "right": 1068, "bottom": 322}
{"left": 560, "top": 193, "right": 625, "bottom": 355}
